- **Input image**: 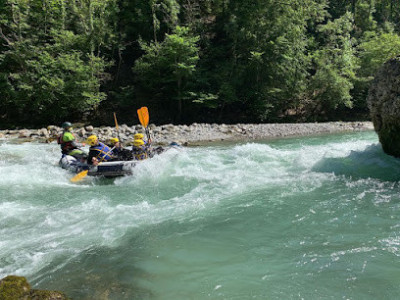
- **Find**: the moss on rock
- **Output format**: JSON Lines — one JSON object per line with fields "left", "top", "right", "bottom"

{"left": 0, "top": 275, "right": 31, "bottom": 299}
{"left": 30, "top": 289, "right": 69, "bottom": 300}
{"left": 0, "top": 275, "right": 69, "bottom": 300}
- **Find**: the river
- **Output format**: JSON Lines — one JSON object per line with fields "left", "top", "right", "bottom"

{"left": 1, "top": 131, "right": 400, "bottom": 299}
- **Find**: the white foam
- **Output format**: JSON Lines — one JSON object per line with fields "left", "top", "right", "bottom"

{"left": 0, "top": 132, "right": 387, "bottom": 279}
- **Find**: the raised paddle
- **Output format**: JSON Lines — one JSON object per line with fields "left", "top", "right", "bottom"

{"left": 113, "top": 112, "right": 120, "bottom": 140}
{"left": 137, "top": 106, "right": 151, "bottom": 142}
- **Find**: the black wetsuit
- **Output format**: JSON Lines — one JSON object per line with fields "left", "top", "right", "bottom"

{"left": 111, "top": 146, "right": 134, "bottom": 161}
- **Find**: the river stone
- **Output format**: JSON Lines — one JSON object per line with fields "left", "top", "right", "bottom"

{"left": 119, "top": 133, "right": 128, "bottom": 141}
{"left": 37, "top": 128, "right": 49, "bottom": 138}
{"left": 367, "top": 56, "right": 400, "bottom": 157}
{"left": 18, "top": 129, "right": 31, "bottom": 138}
{"left": 76, "top": 128, "right": 86, "bottom": 137}
{"left": 0, "top": 275, "right": 69, "bottom": 299}
{"left": 85, "top": 125, "right": 94, "bottom": 132}
{"left": 125, "top": 126, "right": 135, "bottom": 134}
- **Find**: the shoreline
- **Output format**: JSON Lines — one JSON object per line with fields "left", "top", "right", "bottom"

{"left": 0, "top": 121, "right": 374, "bottom": 146}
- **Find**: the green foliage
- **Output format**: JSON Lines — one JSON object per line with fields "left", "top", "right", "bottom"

{"left": 375, "top": 0, "right": 400, "bottom": 31}
{"left": 358, "top": 29, "right": 400, "bottom": 77}
{"left": 354, "top": 0, "right": 377, "bottom": 34}
{"left": 308, "top": 12, "right": 358, "bottom": 116}
{"left": 2, "top": 0, "right": 400, "bottom": 126}
{"left": 0, "top": 0, "right": 115, "bottom": 125}
{"left": 134, "top": 26, "right": 199, "bottom": 121}
{"left": 189, "top": 92, "right": 219, "bottom": 107}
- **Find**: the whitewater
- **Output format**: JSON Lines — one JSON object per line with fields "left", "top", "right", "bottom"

{"left": 1, "top": 130, "right": 400, "bottom": 299}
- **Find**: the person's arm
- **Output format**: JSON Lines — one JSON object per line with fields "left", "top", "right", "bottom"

{"left": 71, "top": 140, "right": 85, "bottom": 148}
{"left": 63, "top": 132, "right": 85, "bottom": 147}
{"left": 87, "top": 149, "right": 96, "bottom": 165}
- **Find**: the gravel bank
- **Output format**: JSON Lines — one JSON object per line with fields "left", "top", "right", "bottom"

{"left": 0, "top": 121, "right": 374, "bottom": 146}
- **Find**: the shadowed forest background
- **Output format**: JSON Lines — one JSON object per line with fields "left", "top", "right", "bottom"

{"left": 1, "top": 0, "right": 400, "bottom": 128}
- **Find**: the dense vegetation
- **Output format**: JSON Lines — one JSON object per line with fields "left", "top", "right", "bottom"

{"left": 1, "top": 0, "right": 400, "bottom": 127}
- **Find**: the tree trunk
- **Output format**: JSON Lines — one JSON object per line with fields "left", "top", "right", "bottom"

{"left": 177, "top": 76, "right": 182, "bottom": 122}
{"left": 151, "top": 1, "right": 158, "bottom": 43}
{"left": 89, "top": 0, "right": 94, "bottom": 54}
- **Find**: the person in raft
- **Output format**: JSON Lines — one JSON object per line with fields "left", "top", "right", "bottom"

{"left": 131, "top": 139, "right": 149, "bottom": 160}
{"left": 108, "top": 137, "right": 133, "bottom": 161}
{"left": 133, "top": 133, "right": 150, "bottom": 146}
{"left": 86, "top": 135, "right": 115, "bottom": 165}
{"left": 57, "top": 121, "right": 86, "bottom": 159}
{"left": 132, "top": 132, "right": 166, "bottom": 157}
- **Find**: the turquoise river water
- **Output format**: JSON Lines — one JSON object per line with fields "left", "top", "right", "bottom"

{"left": 1, "top": 131, "right": 400, "bottom": 299}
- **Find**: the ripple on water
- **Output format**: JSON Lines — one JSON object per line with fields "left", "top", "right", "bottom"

{"left": 2, "top": 132, "right": 400, "bottom": 299}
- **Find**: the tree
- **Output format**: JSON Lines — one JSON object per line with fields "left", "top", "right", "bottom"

{"left": 0, "top": 0, "right": 116, "bottom": 126}
{"left": 134, "top": 26, "right": 199, "bottom": 122}
{"left": 358, "top": 29, "right": 400, "bottom": 77}
{"left": 308, "top": 12, "right": 359, "bottom": 118}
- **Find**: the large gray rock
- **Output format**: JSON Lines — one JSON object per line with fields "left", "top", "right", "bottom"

{"left": 367, "top": 56, "right": 400, "bottom": 157}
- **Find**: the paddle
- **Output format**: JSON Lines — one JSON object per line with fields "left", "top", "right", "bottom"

{"left": 137, "top": 106, "right": 151, "bottom": 143}
{"left": 70, "top": 146, "right": 115, "bottom": 182}
{"left": 70, "top": 170, "right": 88, "bottom": 182}
{"left": 113, "top": 112, "right": 120, "bottom": 140}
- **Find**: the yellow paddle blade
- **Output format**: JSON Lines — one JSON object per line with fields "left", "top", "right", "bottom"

{"left": 137, "top": 107, "right": 149, "bottom": 128}
{"left": 113, "top": 112, "right": 119, "bottom": 131}
{"left": 70, "top": 170, "right": 88, "bottom": 182}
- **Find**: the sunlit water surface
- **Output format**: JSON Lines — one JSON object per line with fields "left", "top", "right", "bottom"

{"left": 1, "top": 131, "right": 400, "bottom": 299}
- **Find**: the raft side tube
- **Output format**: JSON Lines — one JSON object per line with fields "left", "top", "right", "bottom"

{"left": 88, "top": 160, "right": 137, "bottom": 177}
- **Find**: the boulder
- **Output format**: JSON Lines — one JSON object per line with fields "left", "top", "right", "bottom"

{"left": 85, "top": 125, "right": 94, "bottom": 132}
{"left": 125, "top": 126, "right": 135, "bottom": 134}
{"left": 0, "top": 275, "right": 69, "bottom": 299}
{"left": 0, "top": 275, "right": 30, "bottom": 299}
{"left": 38, "top": 128, "right": 49, "bottom": 138}
{"left": 367, "top": 56, "right": 400, "bottom": 157}
{"left": 76, "top": 128, "right": 86, "bottom": 137}
{"left": 18, "top": 129, "right": 31, "bottom": 138}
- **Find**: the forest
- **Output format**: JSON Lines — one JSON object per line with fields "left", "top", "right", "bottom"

{"left": 1, "top": 0, "right": 400, "bottom": 128}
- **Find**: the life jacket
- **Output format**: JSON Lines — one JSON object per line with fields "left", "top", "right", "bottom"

{"left": 57, "top": 132, "right": 76, "bottom": 155}
{"left": 91, "top": 142, "right": 113, "bottom": 162}
{"left": 132, "top": 146, "right": 148, "bottom": 160}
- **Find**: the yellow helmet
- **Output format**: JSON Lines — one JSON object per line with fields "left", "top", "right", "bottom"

{"left": 110, "top": 137, "right": 119, "bottom": 145}
{"left": 134, "top": 133, "right": 144, "bottom": 140}
{"left": 86, "top": 135, "right": 98, "bottom": 146}
{"left": 133, "top": 139, "right": 145, "bottom": 146}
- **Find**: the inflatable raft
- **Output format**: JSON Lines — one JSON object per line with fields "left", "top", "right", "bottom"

{"left": 59, "top": 143, "right": 180, "bottom": 178}
{"left": 59, "top": 155, "right": 137, "bottom": 178}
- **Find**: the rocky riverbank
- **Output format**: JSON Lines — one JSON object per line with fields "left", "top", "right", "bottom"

{"left": 0, "top": 121, "right": 374, "bottom": 146}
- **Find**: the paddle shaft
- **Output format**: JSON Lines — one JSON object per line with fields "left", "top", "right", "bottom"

{"left": 113, "top": 112, "right": 120, "bottom": 140}
{"left": 137, "top": 107, "right": 151, "bottom": 143}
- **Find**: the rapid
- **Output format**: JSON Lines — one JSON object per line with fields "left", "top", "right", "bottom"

{"left": 1, "top": 131, "right": 400, "bottom": 299}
